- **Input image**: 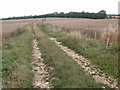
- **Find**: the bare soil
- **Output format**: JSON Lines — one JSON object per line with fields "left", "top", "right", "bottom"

{"left": 32, "top": 38, "right": 52, "bottom": 88}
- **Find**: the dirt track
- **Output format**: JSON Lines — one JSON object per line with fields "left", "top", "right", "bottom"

{"left": 32, "top": 38, "right": 52, "bottom": 88}
{"left": 49, "top": 37, "right": 118, "bottom": 88}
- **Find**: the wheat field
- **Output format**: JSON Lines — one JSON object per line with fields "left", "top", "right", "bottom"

{"left": 45, "top": 18, "right": 118, "bottom": 45}
{"left": 2, "top": 18, "right": 42, "bottom": 39}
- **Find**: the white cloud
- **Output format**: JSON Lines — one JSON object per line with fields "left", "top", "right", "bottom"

{"left": 0, "top": 0, "right": 119, "bottom": 18}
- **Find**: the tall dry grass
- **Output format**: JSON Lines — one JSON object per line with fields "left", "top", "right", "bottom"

{"left": 101, "top": 24, "right": 118, "bottom": 46}
{"left": 2, "top": 18, "right": 42, "bottom": 40}
{"left": 45, "top": 18, "right": 118, "bottom": 46}
{"left": 69, "top": 24, "right": 118, "bottom": 46}
{"left": 2, "top": 28, "right": 25, "bottom": 41}
{"left": 46, "top": 22, "right": 118, "bottom": 47}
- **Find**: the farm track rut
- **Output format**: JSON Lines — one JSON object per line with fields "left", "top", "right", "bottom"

{"left": 32, "top": 36, "right": 52, "bottom": 88}
{"left": 49, "top": 37, "right": 118, "bottom": 88}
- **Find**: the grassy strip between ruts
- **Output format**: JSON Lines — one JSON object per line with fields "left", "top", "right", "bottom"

{"left": 38, "top": 23, "right": 118, "bottom": 79}
{"left": 2, "top": 25, "right": 34, "bottom": 88}
{"left": 35, "top": 23, "right": 109, "bottom": 88}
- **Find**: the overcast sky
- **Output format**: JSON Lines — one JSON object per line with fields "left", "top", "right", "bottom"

{"left": 0, "top": 0, "right": 119, "bottom": 18}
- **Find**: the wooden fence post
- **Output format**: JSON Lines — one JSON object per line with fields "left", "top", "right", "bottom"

{"left": 106, "top": 38, "right": 110, "bottom": 49}
{"left": 94, "top": 32, "right": 96, "bottom": 39}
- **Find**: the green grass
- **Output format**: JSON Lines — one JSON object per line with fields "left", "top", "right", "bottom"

{"left": 35, "top": 23, "right": 109, "bottom": 88}
{"left": 58, "top": 35, "right": 118, "bottom": 78}
{"left": 40, "top": 24, "right": 68, "bottom": 38}
{"left": 39, "top": 23, "right": 118, "bottom": 79}
{"left": 2, "top": 26, "right": 34, "bottom": 88}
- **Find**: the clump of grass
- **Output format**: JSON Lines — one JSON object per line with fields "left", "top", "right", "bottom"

{"left": 69, "top": 31, "right": 82, "bottom": 39}
{"left": 38, "top": 23, "right": 67, "bottom": 38}
{"left": 32, "top": 63, "right": 38, "bottom": 67}
{"left": 2, "top": 25, "right": 33, "bottom": 88}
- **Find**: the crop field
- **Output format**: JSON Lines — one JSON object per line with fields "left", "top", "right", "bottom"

{"left": 45, "top": 18, "right": 117, "bottom": 32}
{"left": 2, "top": 18, "right": 119, "bottom": 88}
{"left": 2, "top": 18, "right": 42, "bottom": 39}
{"left": 45, "top": 18, "right": 118, "bottom": 44}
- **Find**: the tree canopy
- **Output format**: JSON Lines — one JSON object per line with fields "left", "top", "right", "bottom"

{"left": 2, "top": 10, "right": 107, "bottom": 20}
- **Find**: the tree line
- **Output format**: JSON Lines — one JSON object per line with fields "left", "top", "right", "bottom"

{"left": 2, "top": 10, "right": 107, "bottom": 20}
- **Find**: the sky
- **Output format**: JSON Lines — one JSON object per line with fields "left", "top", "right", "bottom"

{"left": 0, "top": 0, "right": 119, "bottom": 18}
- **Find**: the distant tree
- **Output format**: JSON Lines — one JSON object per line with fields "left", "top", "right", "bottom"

{"left": 99, "top": 10, "right": 106, "bottom": 14}
{"left": 2, "top": 10, "right": 107, "bottom": 20}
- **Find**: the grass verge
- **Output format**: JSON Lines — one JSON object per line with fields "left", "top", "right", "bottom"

{"left": 2, "top": 25, "right": 34, "bottom": 88}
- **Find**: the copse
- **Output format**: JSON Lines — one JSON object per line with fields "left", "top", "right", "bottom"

{"left": 2, "top": 10, "right": 107, "bottom": 20}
